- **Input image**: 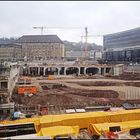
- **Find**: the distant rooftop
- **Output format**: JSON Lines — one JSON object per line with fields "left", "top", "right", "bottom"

{"left": 15, "top": 35, "right": 63, "bottom": 43}
{"left": 0, "top": 38, "right": 15, "bottom": 45}
{"left": 104, "top": 27, "right": 140, "bottom": 37}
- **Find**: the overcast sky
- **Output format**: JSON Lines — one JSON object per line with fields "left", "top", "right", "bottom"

{"left": 0, "top": 1, "right": 140, "bottom": 45}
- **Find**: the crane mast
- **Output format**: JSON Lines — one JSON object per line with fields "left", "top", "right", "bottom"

{"left": 81, "top": 30, "right": 103, "bottom": 59}
{"left": 85, "top": 27, "right": 88, "bottom": 58}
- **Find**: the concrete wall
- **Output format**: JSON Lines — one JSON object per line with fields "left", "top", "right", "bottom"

{"left": 21, "top": 65, "right": 115, "bottom": 76}
{"left": 113, "top": 65, "right": 124, "bottom": 76}
{"left": 0, "top": 65, "right": 20, "bottom": 103}
{"left": 8, "top": 65, "right": 20, "bottom": 98}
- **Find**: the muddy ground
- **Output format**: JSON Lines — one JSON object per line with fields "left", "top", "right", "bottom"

{"left": 68, "top": 81, "right": 140, "bottom": 87}
{"left": 12, "top": 86, "right": 119, "bottom": 107}
{"left": 11, "top": 72, "right": 140, "bottom": 109}
{"left": 12, "top": 85, "right": 140, "bottom": 108}
{"left": 108, "top": 72, "right": 140, "bottom": 80}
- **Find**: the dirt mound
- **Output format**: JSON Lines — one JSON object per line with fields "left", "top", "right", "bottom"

{"left": 12, "top": 76, "right": 140, "bottom": 109}
{"left": 12, "top": 92, "right": 77, "bottom": 106}
{"left": 75, "top": 81, "right": 124, "bottom": 86}
{"left": 66, "top": 88, "right": 119, "bottom": 98}
{"left": 12, "top": 86, "right": 119, "bottom": 107}
{"left": 111, "top": 72, "right": 140, "bottom": 80}
{"left": 72, "top": 81, "right": 140, "bottom": 87}
{"left": 125, "top": 82, "right": 140, "bottom": 87}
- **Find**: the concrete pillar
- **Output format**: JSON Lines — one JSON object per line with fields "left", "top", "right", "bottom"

{"left": 23, "top": 68, "right": 25, "bottom": 76}
{"left": 38, "top": 67, "right": 40, "bottom": 75}
{"left": 84, "top": 67, "right": 87, "bottom": 75}
{"left": 114, "top": 66, "right": 120, "bottom": 76}
{"left": 64, "top": 67, "right": 66, "bottom": 75}
{"left": 78, "top": 67, "right": 80, "bottom": 75}
{"left": 98, "top": 68, "right": 101, "bottom": 74}
{"left": 57, "top": 68, "right": 60, "bottom": 75}
{"left": 27, "top": 68, "right": 30, "bottom": 75}
{"left": 27, "top": 67, "right": 30, "bottom": 75}
{"left": 110, "top": 67, "right": 113, "bottom": 75}
{"left": 44, "top": 67, "right": 46, "bottom": 76}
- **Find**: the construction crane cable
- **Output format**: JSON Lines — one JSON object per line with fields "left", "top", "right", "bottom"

{"left": 33, "top": 26, "right": 83, "bottom": 35}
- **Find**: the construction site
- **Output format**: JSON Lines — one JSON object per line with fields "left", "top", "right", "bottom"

{"left": 12, "top": 67, "right": 140, "bottom": 109}
{"left": 0, "top": 59, "right": 140, "bottom": 139}
{"left": 1, "top": 1, "right": 140, "bottom": 139}
{"left": 0, "top": 23, "right": 140, "bottom": 139}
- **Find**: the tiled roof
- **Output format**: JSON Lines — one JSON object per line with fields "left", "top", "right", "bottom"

{"left": 15, "top": 35, "right": 63, "bottom": 43}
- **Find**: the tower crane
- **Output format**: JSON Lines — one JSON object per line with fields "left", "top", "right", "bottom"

{"left": 33, "top": 26, "right": 83, "bottom": 35}
{"left": 81, "top": 27, "right": 103, "bottom": 58}
{"left": 33, "top": 26, "right": 101, "bottom": 59}
{"left": 84, "top": 27, "right": 88, "bottom": 58}
{"left": 33, "top": 26, "right": 47, "bottom": 35}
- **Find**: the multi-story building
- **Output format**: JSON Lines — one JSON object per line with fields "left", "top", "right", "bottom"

{"left": 89, "top": 50, "right": 102, "bottom": 60}
{"left": 15, "top": 35, "right": 65, "bottom": 61}
{"left": 0, "top": 62, "right": 20, "bottom": 117}
{"left": 0, "top": 44, "right": 22, "bottom": 61}
{"left": 65, "top": 51, "right": 89, "bottom": 59}
{"left": 0, "top": 62, "right": 20, "bottom": 99}
{"left": 103, "top": 27, "right": 140, "bottom": 63}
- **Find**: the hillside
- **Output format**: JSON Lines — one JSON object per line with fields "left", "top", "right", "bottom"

{"left": 0, "top": 37, "right": 17, "bottom": 44}
{"left": 63, "top": 40, "right": 102, "bottom": 51}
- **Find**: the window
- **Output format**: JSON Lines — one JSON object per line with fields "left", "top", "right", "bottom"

{"left": 1, "top": 82, "right": 8, "bottom": 89}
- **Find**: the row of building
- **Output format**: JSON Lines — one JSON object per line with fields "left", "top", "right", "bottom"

{"left": 0, "top": 27, "right": 140, "bottom": 63}
{"left": 65, "top": 50, "right": 102, "bottom": 61}
{"left": 0, "top": 35, "right": 101, "bottom": 62}
{"left": 0, "top": 35, "right": 65, "bottom": 61}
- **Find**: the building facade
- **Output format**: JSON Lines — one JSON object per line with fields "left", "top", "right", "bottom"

{"left": 103, "top": 27, "right": 140, "bottom": 63}
{"left": 89, "top": 50, "right": 102, "bottom": 60}
{"left": 0, "top": 44, "right": 22, "bottom": 61}
{"left": 15, "top": 35, "right": 65, "bottom": 61}
{"left": 65, "top": 51, "right": 89, "bottom": 59}
{"left": 66, "top": 50, "right": 102, "bottom": 61}
{"left": 0, "top": 63, "right": 19, "bottom": 116}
